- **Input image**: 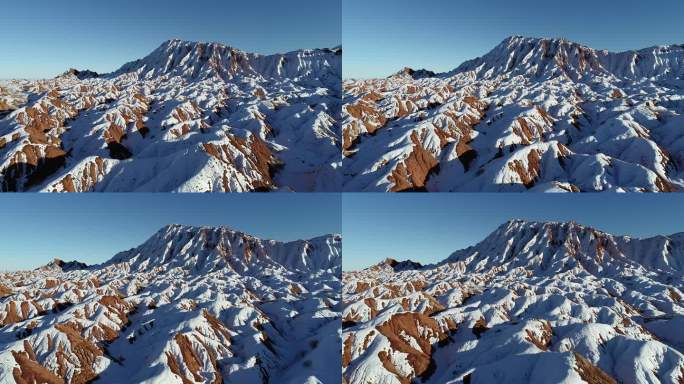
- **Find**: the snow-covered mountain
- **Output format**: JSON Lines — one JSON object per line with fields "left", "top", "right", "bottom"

{"left": 0, "top": 225, "right": 341, "bottom": 383}
{"left": 343, "top": 36, "right": 684, "bottom": 192}
{"left": 0, "top": 39, "right": 341, "bottom": 192}
{"left": 343, "top": 220, "right": 684, "bottom": 383}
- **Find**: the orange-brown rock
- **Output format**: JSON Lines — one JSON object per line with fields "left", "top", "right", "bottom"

{"left": 525, "top": 321, "right": 553, "bottom": 351}
{"left": 573, "top": 352, "right": 617, "bottom": 384}
{"left": 472, "top": 317, "right": 489, "bottom": 339}
{"left": 166, "top": 351, "right": 193, "bottom": 384}
{"left": 11, "top": 346, "right": 63, "bottom": 384}
{"left": 202, "top": 310, "right": 232, "bottom": 342}
{"left": 342, "top": 334, "right": 355, "bottom": 368}
{"left": 508, "top": 149, "right": 542, "bottom": 188}
{"left": 54, "top": 322, "right": 103, "bottom": 384}
{"left": 173, "top": 334, "right": 204, "bottom": 382}
{"left": 388, "top": 131, "right": 438, "bottom": 192}
{"left": 376, "top": 312, "right": 447, "bottom": 380}
{"left": 0, "top": 284, "right": 12, "bottom": 298}
{"left": 203, "top": 135, "right": 279, "bottom": 191}
{"left": 2, "top": 301, "right": 23, "bottom": 326}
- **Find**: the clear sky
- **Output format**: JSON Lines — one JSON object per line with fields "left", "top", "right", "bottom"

{"left": 343, "top": 0, "right": 684, "bottom": 78}
{"left": 0, "top": 0, "right": 341, "bottom": 79}
{"left": 343, "top": 194, "right": 684, "bottom": 271}
{"left": 0, "top": 194, "right": 340, "bottom": 271}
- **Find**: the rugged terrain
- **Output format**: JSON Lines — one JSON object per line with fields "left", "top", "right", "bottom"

{"left": 0, "top": 225, "right": 342, "bottom": 383}
{"left": 343, "top": 220, "right": 684, "bottom": 383}
{"left": 0, "top": 39, "right": 341, "bottom": 192}
{"left": 343, "top": 36, "right": 684, "bottom": 191}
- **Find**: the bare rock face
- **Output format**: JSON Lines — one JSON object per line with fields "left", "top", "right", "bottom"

{"left": 342, "top": 220, "right": 684, "bottom": 384}
{"left": 0, "top": 39, "right": 341, "bottom": 192}
{"left": 39, "top": 258, "right": 88, "bottom": 272}
{"left": 343, "top": 36, "right": 684, "bottom": 192}
{"left": 0, "top": 225, "right": 342, "bottom": 384}
{"left": 60, "top": 69, "right": 100, "bottom": 80}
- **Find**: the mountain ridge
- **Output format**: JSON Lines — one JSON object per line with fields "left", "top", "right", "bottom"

{"left": 103, "top": 223, "right": 342, "bottom": 274}
{"left": 352, "top": 219, "right": 684, "bottom": 272}
{"left": 391, "top": 35, "right": 684, "bottom": 81}
{"left": 62, "top": 39, "right": 341, "bottom": 80}
{"left": 107, "top": 39, "right": 341, "bottom": 84}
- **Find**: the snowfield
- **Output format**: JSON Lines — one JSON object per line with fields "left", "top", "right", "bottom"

{"left": 343, "top": 220, "right": 684, "bottom": 384}
{"left": 0, "top": 39, "right": 341, "bottom": 192}
{"left": 0, "top": 224, "right": 342, "bottom": 383}
{"left": 343, "top": 36, "right": 684, "bottom": 192}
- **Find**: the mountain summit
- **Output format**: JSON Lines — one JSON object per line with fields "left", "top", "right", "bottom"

{"left": 105, "top": 223, "right": 342, "bottom": 274}
{"left": 112, "top": 39, "right": 341, "bottom": 86}
{"left": 453, "top": 35, "right": 684, "bottom": 81}
{"left": 444, "top": 219, "right": 684, "bottom": 273}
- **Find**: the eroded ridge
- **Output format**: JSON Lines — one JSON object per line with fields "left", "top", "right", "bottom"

{"left": 0, "top": 225, "right": 342, "bottom": 383}
{"left": 343, "top": 220, "right": 684, "bottom": 383}
{"left": 343, "top": 36, "right": 684, "bottom": 192}
{"left": 0, "top": 40, "right": 342, "bottom": 192}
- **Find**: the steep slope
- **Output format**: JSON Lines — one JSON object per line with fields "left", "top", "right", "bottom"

{"left": 343, "top": 36, "right": 684, "bottom": 192}
{"left": 343, "top": 220, "right": 684, "bottom": 383}
{"left": 0, "top": 225, "right": 341, "bottom": 383}
{"left": 0, "top": 39, "right": 341, "bottom": 192}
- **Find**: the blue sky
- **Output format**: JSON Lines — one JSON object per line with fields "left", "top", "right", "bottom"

{"left": 0, "top": 194, "right": 340, "bottom": 271}
{"left": 343, "top": 0, "right": 684, "bottom": 78}
{"left": 0, "top": 0, "right": 341, "bottom": 79}
{"left": 343, "top": 194, "right": 684, "bottom": 271}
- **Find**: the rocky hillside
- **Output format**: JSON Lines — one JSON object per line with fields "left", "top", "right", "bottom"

{"left": 0, "top": 225, "right": 342, "bottom": 383}
{"left": 343, "top": 220, "right": 684, "bottom": 383}
{"left": 343, "top": 36, "right": 684, "bottom": 192}
{"left": 0, "top": 40, "right": 341, "bottom": 192}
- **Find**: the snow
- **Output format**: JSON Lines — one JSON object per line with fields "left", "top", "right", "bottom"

{"left": 343, "top": 36, "right": 684, "bottom": 192}
{"left": 343, "top": 220, "right": 684, "bottom": 383}
{"left": 0, "top": 40, "right": 340, "bottom": 192}
{"left": 0, "top": 224, "right": 341, "bottom": 383}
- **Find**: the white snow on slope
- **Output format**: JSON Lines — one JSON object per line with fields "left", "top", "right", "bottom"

{"left": 0, "top": 225, "right": 341, "bottom": 383}
{"left": 0, "top": 40, "right": 341, "bottom": 192}
{"left": 343, "top": 36, "right": 684, "bottom": 192}
{"left": 343, "top": 220, "right": 684, "bottom": 384}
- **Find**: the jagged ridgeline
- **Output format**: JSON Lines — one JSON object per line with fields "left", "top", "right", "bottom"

{"left": 0, "top": 40, "right": 342, "bottom": 192}
{"left": 343, "top": 36, "right": 684, "bottom": 192}
{"left": 0, "top": 225, "right": 342, "bottom": 383}
{"left": 342, "top": 220, "right": 684, "bottom": 383}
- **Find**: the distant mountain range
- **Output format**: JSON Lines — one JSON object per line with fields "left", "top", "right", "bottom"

{"left": 0, "top": 40, "right": 341, "bottom": 191}
{"left": 343, "top": 36, "right": 684, "bottom": 192}
{"left": 0, "top": 224, "right": 341, "bottom": 383}
{"left": 343, "top": 219, "right": 684, "bottom": 383}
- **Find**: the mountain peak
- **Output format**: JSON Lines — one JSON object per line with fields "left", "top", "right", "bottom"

{"left": 454, "top": 35, "right": 684, "bottom": 81}
{"left": 108, "top": 39, "right": 341, "bottom": 85}
{"left": 495, "top": 219, "right": 609, "bottom": 239}
{"left": 157, "top": 38, "right": 237, "bottom": 52}
{"left": 444, "top": 219, "right": 684, "bottom": 275}
{"left": 112, "top": 39, "right": 245, "bottom": 79}
{"left": 105, "top": 225, "right": 341, "bottom": 274}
